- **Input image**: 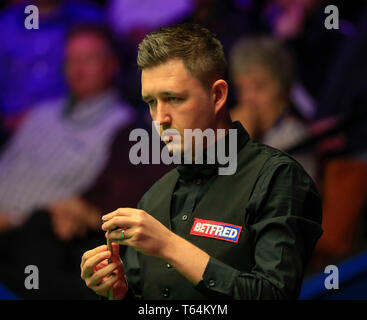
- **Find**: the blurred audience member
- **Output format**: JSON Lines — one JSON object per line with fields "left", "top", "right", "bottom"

{"left": 262, "top": 0, "right": 365, "bottom": 119}
{"left": 0, "top": 25, "right": 135, "bottom": 233}
{"left": 47, "top": 119, "right": 172, "bottom": 243}
{"left": 229, "top": 36, "right": 318, "bottom": 182}
{"left": 107, "top": 0, "right": 194, "bottom": 44}
{"left": 311, "top": 7, "right": 367, "bottom": 269}
{"left": 264, "top": 0, "right": 318, "bottom": 41}
{"left": 0, "top": 0, "right": 104, "bottom": 133}
{"left": 185, "top": 0, "right": 262, "bottom": 56}
{"left": 0, "top": 22, "right": 174, "bottom": 299}
{"left": 0, "top": 118, "right": 172, "bottom": 299}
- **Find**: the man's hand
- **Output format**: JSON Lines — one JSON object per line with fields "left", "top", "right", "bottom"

{"left": 49, "top": 196, "right": 101, "bottom": 241}
{"left": 101, "top": 208, "right": 210, "bottom": 285}
{"left": 80, "top": 243, "right": 128, "bottom": 299}
{"left": 101, "top": 208, "right": 174, "bottom": 258}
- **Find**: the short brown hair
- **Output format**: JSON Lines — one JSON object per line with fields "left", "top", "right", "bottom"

{"left": 229, "top": 36, "right": 294, "bottom": 97}
{"left": 137, "top": 23, "right": 227, "bottom": 90}
{"left": 67, "top": 24, "right": 120, "bottom": 57}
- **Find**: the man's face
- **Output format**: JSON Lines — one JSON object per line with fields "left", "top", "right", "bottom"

{"left": 234, "top": 64, "right": 284, "bottom": 133}
{"left": 142, "top": 59, "right": 216, "bottom": 155}
{"left": 65, "top": 33, "right": 118, "bottom": 100}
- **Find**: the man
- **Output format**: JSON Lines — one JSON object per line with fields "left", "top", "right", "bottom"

{"left": 0, "top": 0, "right": 104, "bottom": 132}
{"left": 0, "top": 25, "right": 134, "bottom": 232}
{"left": 80, "top": 23, "right": 323, "bottom": 300}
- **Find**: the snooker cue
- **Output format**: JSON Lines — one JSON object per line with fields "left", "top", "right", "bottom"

{"left": 107, "top": 230, "right": 113, "bottom": 300}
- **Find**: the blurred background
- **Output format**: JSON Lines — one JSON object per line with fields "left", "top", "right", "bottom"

{"left": 0, "top": 0, "right": 366, "bottom": 300}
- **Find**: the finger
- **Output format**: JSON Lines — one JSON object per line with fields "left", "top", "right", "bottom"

{"left": 82, "top": 250, "right": 111, "bottom": 279}
{"left": 94, "top": 274, "right": 120, "bottom": 297}
{"left": 101, "top": 216, "right": 131, "bottom": 232}
{"left": 94, "top": 260, "right": 109, "bottom": 271}
{"left": 87, "top": 262, "right": 118, "bottom": 288}
{"left": 101, "top": 209, "right": 119, "bottom": 222}
{"left": 81, "top": 244, "right": 107, "bottom": 266}
{"left": 106, "top": 228, "right": 133, "bottom": 242}
{"left": 101, "top": 208, "right": 139, "bottom": 221}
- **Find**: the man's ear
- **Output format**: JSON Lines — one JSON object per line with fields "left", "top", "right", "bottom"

{"left": 211, "top": 79, "right": 228, "bottom": 114}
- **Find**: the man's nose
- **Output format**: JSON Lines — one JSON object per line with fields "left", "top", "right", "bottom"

{"left": 154, "top": 102, "right": 171, "bottom": 126}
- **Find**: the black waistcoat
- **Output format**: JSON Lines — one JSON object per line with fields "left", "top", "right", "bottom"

{"left": 138, "top": 139, "right": 271, "bottom": 299}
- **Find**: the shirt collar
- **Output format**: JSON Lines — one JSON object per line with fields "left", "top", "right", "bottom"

{"left": 177, "top": 121, "right": 249, "bottom": 181}
{"left": 64, "top": 89, "right": 119, "bottom": 125}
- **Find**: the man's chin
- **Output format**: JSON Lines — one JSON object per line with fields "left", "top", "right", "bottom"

{"left": 165, "top": 143, "right": 183, "bottom": 155}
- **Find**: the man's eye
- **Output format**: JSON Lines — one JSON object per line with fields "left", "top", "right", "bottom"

{"left": 148, "top": 100, "right": 157, "bottom": 108}
{"left": 167, "top": 97, "right": 182, "bottom": 102}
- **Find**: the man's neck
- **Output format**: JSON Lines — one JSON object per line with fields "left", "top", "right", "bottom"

{"left": 214, "top": 110, "right": 234, "bottom": 133}
{"left": 73, "top": 87, "right": 113, "bottom": 105}
{"left": 187, "top": 117, "right": 235, "bottom": 165}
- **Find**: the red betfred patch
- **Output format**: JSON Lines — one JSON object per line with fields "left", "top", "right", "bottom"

{"left": 190, "top": 218, "right": 242, "bottom": 243}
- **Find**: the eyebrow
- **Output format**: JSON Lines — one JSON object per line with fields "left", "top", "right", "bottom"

{"left": 142, "top": 91, "right": 186, "bottom": 102}
{"left": 142, "top": 95, "right": 153, "bottom": 102}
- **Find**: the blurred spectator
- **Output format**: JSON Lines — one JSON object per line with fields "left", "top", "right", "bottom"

{"left": 229, "top": 36, "right": 318, "bottom": 182}
{"left": 262, "top": 0, "right": 365, "bottom": 119}
{"left": 0, "top": 119, "right": 172, "bottom": 299}
{"left": 0, "top": 23, "right": 175, "bottom": 298}
{"left": 0, "top": 25, "right": 135, "bottom": 233}
{"left": 184, "top": 0, "right": 262, "bottom": 56}
{"left": 0, "top": 0, "right": 104, "bottom": 133}
{"left": 310, "top": 7, "right": 367, "bottom": 269}
{"left": 47, "top": 118, "right": 172, "bottom": 243}
{"left": 107, "top": 0, "right": 194, "bottom": 44}
{"left": 264, "top": 0, "right": 318, "bottom": 42}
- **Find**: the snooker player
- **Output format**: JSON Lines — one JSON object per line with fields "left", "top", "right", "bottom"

{"left": 80, "top": 23, "right": 323, "bottom": 300}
